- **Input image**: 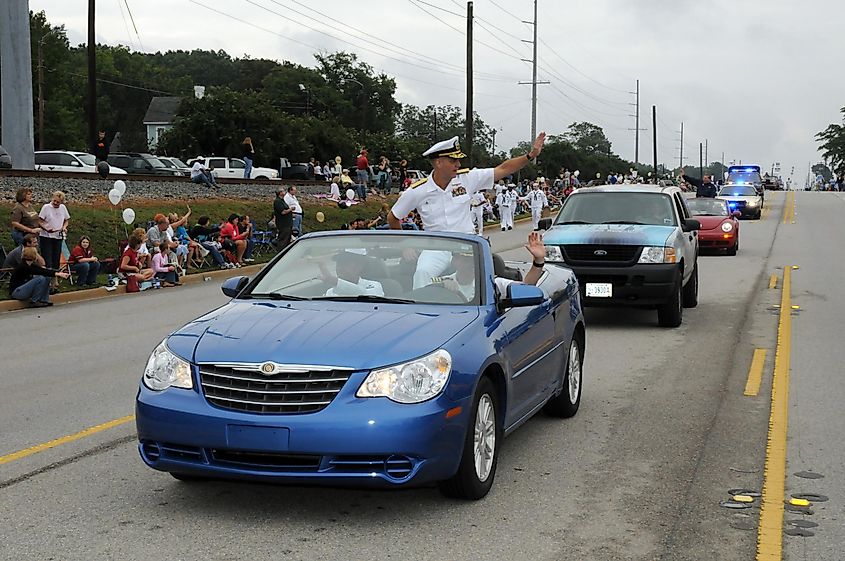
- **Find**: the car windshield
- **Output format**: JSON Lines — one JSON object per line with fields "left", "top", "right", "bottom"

{"left": 158, "top": 159, "right": 175, "bottom": 168}
{"left": 146, "top": 157, "right": 166, "bottom": 168}
{"left": 720, "top": 186, "right": 757, "bottom": 197}
{"left": 555, "top": 192, "right": 677, "bottom": 226}
{"left": 686, "top": 198, "right": 729, "bottom": 216}
{"left": 75, "top": 153, "right": 96, "bottom": 166}
{"left": 247, "top": 234, "right": 482, "bottom": 305}
{"left": 727, "top": 171, "right": 762, "bottom": 185}
{"left": 170, "top": 158, "right": 188, "bottom": 168}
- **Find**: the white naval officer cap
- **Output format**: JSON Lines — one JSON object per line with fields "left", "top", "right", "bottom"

{"left": 423, "top": 136, "right": 467, "bottom": 159}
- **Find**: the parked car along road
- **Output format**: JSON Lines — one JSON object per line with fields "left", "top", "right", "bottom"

{"left": 686, "top": 198, "right": 741, "bottom": 255}
{"left": 188, "top": 156, "right": 279, "bottom": 180}
{"left": 107, "top": 153, "right": 183, "bottom": 176}
{"left": 157, "top": 156, "right": 191, "bottom": 177}
{"left": 35, "top": 150, "right": 128, "bottom": 174}
{"left": 0, "top": 144, "right": 12, "bottom": 168}
{"left": 717, "top": 184, "right": 763, "bottom": 219}
{"left": 135, "top": 230, "right": 585, "bottom": 500}
{"left": 541, "top": 184, "right": 700, "bottom": 327}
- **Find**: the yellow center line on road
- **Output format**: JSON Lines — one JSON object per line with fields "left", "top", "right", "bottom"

{"left": 781, "top": 191, "right": 795, "bottom": 224}
{"left": 0, "top": 415, "right": 135, "bottom": 466}
{"left": 768, "top": 275, "right": 778, "bottom": 290}
{"left": 743, "top": 349, "right": 768, "bottom": 397}
{"left": 756, "top": 266, "right": 793, "bottom": 561}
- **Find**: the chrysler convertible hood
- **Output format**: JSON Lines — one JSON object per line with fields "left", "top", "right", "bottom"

{"left": 172, "top": 302, "right": 479, "bottom": 370}
{"left": 544, "top": 223, "right": 674, "bottom": 247}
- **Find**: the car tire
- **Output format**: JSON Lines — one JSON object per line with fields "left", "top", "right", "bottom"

{"left": 255, "top": 176, "right": 268, "bottom": 180}
{"left": 543, "top": 334, "right": 583, "bottom": 418}
{"left": 682, "top": 262, "right": 698, "bottom": 308}
{"left": 657, "top": 273, "right": 683, "bottom": 328}
{"left": 169, "top": 472, "right": 208, "bottom": 482}
{"left": 438, "top": 376, "right": 501, "bottom": 500}
{"left": 727, "top": 238, "right": 738, "bottom": 256}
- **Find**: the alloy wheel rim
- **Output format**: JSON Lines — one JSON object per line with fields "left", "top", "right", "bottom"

{"left": 473, "top": 394, "right": 496, "bottom": 482}
{"left": 568, "top": 343, "right": 581, "bottom": 403}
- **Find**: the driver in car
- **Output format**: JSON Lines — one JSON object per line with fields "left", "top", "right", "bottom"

{"left": 319, "top": 250, "right": 384, "bottom": 297}
{"left": 433, "top": 232, "right": 547, "bottom": 301}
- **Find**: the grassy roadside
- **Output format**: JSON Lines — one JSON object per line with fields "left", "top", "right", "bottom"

{"left": 1, "top": 194, "right": 397, "bottom": 300}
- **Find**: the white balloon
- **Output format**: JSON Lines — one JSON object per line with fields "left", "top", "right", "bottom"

{"left": 631, "top": 170, "right": 638, "bottom": 178}
{"left": 113, "top": 179, "right": 126, "bottom": 196}
{"left": 108, "top": 188, "right": 122, "bottom": 205}
{"left": 346, "top": 188, "right": 356, "bottom": 200}
{"left": 574, "top": 170, "right": 580, "bottom": 177}
{"left": 122, "top": 208, "right": 136, "bottom": 225}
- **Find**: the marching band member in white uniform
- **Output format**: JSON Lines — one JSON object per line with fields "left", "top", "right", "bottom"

{"left": 495, "top": 189, "right": 512, "bottom": 231}
{"left": 470, "top": 191, "right": 487, "bottom": 235}
{"left": 388, "top": 133, "right": 546, "bottom": 288}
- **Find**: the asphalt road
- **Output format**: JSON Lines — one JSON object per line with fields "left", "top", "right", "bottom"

{"left": 0, "top": 191, "right": 835, "bottom": 561}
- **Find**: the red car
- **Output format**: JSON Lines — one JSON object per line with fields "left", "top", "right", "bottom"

{"left": 686, "top": 198, "right": 740, "bottom": 255}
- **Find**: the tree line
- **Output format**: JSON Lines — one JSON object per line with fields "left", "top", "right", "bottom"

{"left": 13, "top": 10, "right": 651, "bottom": 181}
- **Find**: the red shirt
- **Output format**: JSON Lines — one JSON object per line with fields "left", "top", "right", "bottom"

{"left": 220, "top": 222, "right": 247, "bottom": 241}
{"left": 120, "top": 247, "right": 138, "bottom": 272}
{"left": 69, "top": 245, "right": 93, "bottom": 264}
{"left": 356, "top": 154, "right": 369, "bottom": 170}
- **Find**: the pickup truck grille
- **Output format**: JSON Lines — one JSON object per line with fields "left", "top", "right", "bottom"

{"left": 563, "top": 245, "right": 641, "bottom": 266}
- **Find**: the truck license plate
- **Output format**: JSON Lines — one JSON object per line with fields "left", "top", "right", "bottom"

{"left": 585, "top": 283, "right": 613, "bottom": 298}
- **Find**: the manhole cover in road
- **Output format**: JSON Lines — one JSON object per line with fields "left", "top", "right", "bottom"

{"left": 786, "top": 520, "right": 819, "bottom": 529}
{"left": 730, "top": 520, "right": 756, "bottom": 531}
{"left": 792, "top": 493, "right": 829, "bottom": 502}
{"left": 784, "top": 528, "right": 815, "bottom": 537}
{"left": 720, "top": 501, "right": 752, "bottom": 509}
{"left": 794, "top": 471, "right": 824, "bottom": 479}
{"left": 728, "top": 489, "right": 761, "bottom": 497}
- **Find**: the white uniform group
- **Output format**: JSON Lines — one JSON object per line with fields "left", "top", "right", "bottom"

{"left": 522, "top": 185, "right": 549, "bottom": 230}
{"left": 495, "top": 188, "right": 518, "bottom": 230}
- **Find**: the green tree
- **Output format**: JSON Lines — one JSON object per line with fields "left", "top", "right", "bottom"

{"left": 816, "top": 108, "right": 845, "bottom": 172}
{"left": 563, "top": 122, "right": 613, "bottom": 155}
{"left": 812, "top": 163, "right": 832, "bottom": 182}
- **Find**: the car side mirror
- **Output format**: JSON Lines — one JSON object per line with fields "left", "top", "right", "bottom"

{"left": 537, "top": 218, "right": 552, "bottom": 230}
{"left": 222, "top": 276, "right": 249, "bottom": 298}
{"left": 499, "top": 283, "right": 545, "bottom": 309}
{"left": 682, "top": 219, "right": 701, "bottom": 232}
{"left": 732, "top": 210, "right": 741, "bottom": 218}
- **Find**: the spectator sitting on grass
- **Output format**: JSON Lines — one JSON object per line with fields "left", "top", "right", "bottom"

{"left": 10, "top": 246, "right": 70, "bottom": 308}
{"left": 237, "top": 215, "right": 256, "bottom": 263}
{"left": 189, "top": 216, "right": 232, "bottom": 269}
{"left": 329, "top": 176, "right": 341, "bottom": 200}
{"left": 147, "top": 214, "right": 187, "bottom": 273}
{"left": 131, "top": 227, "right": 151, "bottom": 269}
{"left": 220, "top": 213, "right": 248, "bottom": 265}
{"left": 152, "top": 240, "right": 180, "bottom": 287}
{"left": 120, "top": 235, "right": 155, "bottom": 282}
{"left": 3, "top": 234, "right": 44, "bottom": 270}
{"left": 69, "top": 235, "right": 101, "bottom": 286}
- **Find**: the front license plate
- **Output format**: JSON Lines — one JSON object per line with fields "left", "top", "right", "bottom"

{"left": 585, "top": 283, "right": 613, "bottom": 298}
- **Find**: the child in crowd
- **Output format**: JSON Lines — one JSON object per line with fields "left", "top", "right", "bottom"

{"left": 152, "top": 240, "right": 180, "bottom": 287}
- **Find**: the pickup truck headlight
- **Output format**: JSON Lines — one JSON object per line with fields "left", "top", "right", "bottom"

{"left": 143, "top": 340, "right": 193, "bottom": 391}
{"left": 544, "top": 245, "right": 563, "bottom": 262}
{"left": 357, "top": 349, "right": 452, "bottom": 404}
{"left": 747, "top": 199, "right": 760, "bottom": 207}
{"left": 271, "top": 170, "right": 279, "bottom": 178}
{"left": 639, "top": 246, "right": 677, "bottom": 264}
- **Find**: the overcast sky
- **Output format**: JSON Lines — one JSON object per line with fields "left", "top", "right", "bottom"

{"left": 29, "top": 0, "right": 845, "bottom": 179}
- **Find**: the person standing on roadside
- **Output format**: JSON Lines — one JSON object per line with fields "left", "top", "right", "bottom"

{"left": 38, "top": 191, "right": 70, "bottom": 290}
{"left": 356, "top": 148, "right": 369, "bottom": 201}
{"left": 10, "top": 187, "right": 42, "bottom": 246}
{"left": 274, "top": 188, "right": 294, "bottom": 249}
{"left": 242, "top": 137, "right": 255, "bottom": 179}
{"left": 679, "top": 168, "right": 717, "bottom": 198}
{"left": 92, "top": 130, "right": 109, "bottom": 163}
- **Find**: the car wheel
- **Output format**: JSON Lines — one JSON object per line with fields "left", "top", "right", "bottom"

{"left": 657, "top": 273, "right": 683, "bottom": 328}
{"left": 438, "top": 376, "right": 501, "bottom": 500}
{"left": 682, "top": 262, "right": 698, "bottom": 308}
{"left": 543, "top": 334, "right": 583, "bottom": 418}
{"left": 169, "top": 472, "right": 208, "bottom": 482}
{"left": 755, "top": 210, "right": 762, "bottom": 220}
{"left": 727, "top": 238, "right": 738, "bottom": 256}
{"left": 255, "top": 175, "right": 268, "bottom": 180}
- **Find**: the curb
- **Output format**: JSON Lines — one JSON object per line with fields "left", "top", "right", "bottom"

{"left": 0, "top": 263, "right": 265, "bottom": 314}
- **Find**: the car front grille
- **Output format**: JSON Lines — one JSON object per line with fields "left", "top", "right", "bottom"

{"left": 563, "top": 244, "right": 641, "bottom": 265}
{"left": 199, "top": 363, "right": 353, "bottom": 414}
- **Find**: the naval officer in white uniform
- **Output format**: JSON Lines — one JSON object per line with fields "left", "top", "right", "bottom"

{"left": 522, "top": 182, "right": 549, "bottom": 230}
{"left": 388, "top": 133, "right": 546, "bottom": 287}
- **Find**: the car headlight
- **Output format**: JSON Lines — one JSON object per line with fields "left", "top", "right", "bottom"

{"left": 357, "top": 349, "right": 452, "bottom": 404}
{"left": 721, "top": 222, "right": 734, "bottom": 232}
{"left": 544, "top": 245, "right": 563, "bottom": 262}
{"left": 747, "top": 199, "right": 759, "bottom": 207}
{"left": 143, "top": 340, "right": 193, "bottom": 391}
{"left": 639, "top": 246, "right": 676, "bottom": 264}
{"left": 271, "top": 170, "right": 279, "bottom": 178}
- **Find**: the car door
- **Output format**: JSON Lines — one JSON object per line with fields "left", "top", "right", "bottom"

{"left": 496, "top": 282, "right": 557, "bottom": 422}
{"left": 229, "top": 158, "right": 246, "bottom": 178}
{"left": 672, "top": 193, "right": 697, "bottom": 282}
{"left": 208, "top": 158, "right": 227, "bottom": 178}
{"left": 35, "top": 152, "right": 59, "bottom": 171}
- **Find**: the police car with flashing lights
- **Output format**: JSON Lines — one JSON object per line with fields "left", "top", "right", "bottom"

{"left": 726, "top": 165, "right": 765, "bottom": 199}
{"left": 717, "top": 184, "right": 764, "bottom": 219}
{"left": 539, "top": 184, "right": 700, "bottom": 328}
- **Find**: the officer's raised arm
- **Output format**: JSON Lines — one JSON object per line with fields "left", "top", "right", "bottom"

{"left": 493, "top": 132, "right": 547, "bottom": 182}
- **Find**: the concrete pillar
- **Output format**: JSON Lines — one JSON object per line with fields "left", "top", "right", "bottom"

{"left": 0, "top": 0, "right": 35, "bottom": 170}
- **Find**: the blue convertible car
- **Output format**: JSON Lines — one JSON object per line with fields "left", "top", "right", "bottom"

{"left": 136, "top": 231, "right": 585, "bottom": 499}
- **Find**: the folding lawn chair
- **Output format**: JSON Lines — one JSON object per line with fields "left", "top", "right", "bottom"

{"left": 59, "top": 239, "right": 75, "bottom": 286}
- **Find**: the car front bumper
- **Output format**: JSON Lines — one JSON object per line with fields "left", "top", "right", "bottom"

{"left": 562, "top": 263, "right": 679, "bottom": 307}
{"left": 135, "top": 373, "right": 470, "bottom": 487}
{"left": 698, "top": 230, "right": 737, "bottom": 249}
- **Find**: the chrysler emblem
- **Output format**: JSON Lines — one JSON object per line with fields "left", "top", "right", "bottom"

{"left": 260, "top": 362, "right": 276, "bottom": 375}
{"left": 594, "top": 249, "right": 608, "bottom": 256}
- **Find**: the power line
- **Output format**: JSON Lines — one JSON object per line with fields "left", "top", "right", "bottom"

{"left": 488, "top": 0, "right": 529, "bottom": 26}
{"left": 413, "top": 0, "right": 465, "bottom": 17}
{"left": 122, "top": 0, "right": 144, "bottom": 51}
{"left": 60, "top": 69, "right": 182, "bottom": 96}
{"left": 538, "top": 38, "right": 629, "bottom": 95}
{"left": 115, "top": 0, "right": 135, "bottom": 50}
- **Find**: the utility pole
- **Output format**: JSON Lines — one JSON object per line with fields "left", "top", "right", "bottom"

{"left": 519, "top": 0, "right": 548, "bottom": 154}
{"left": 87, "top": 0, "right": 97, "bottom": 153}
{"left": 37, "top": 37, "right": 46, "bottom": 150}
{"left": 465, "top": 1, "right": 473, "bottom": 166}
{"left": 705, "top": 138, "right": 708, "bottom": 168}
{"left": 652, "top": 105, "right": 658, "bottom": 178}
{"left": 0, "top": 0, "right": 36, "bottom": 169}
{"left": 491, "top": 128, "right": 498, "bottom": 156}
{"left": 628, "top": 80, "right": 645, "bottom": 164}
{"left": 699, "top": 143, "right": 704, "bottom": 181}
{"left": 678, "top": 122, "right": 684, "bottom": 169}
